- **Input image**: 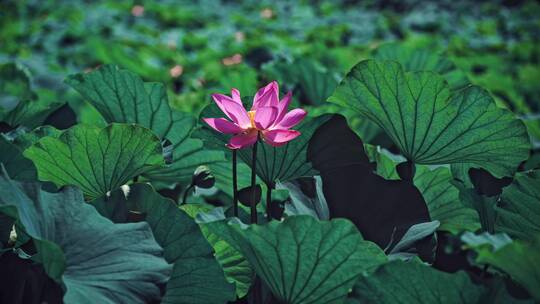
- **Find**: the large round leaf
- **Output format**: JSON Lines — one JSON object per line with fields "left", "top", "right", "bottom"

{"left": 0, "top": 63, "right": 61, "bottom": 129}
{"left": 363, "top": 145, "right": 480, "bottom": 234}
{"left": 348, "top": 260, "right": 485, "bottom": 303}
{"left": 373, "top": 43, "right": 469, "bottom": 91}
{"left": 329, "top": 59, "right": 530, "bottom": 177}
{"left": 23, "top": 123, "right": 164, "bottom": 200}
{"left": 495, "top": 170, "right": 540, "bottom": 241}
{"left": 91, "top": 184, "right": 235, "bottom": 303}
{"left": 414, "top": 165, "right": 480, "bottom": 234}
{"left": 307, "top": 115, "right": 431, "bottom": 247}
{"left": 207, "top": 215, "right": 387, "bottom": 304}
{"left": 0, "top": 135, "right": 36, "bottom": 181}
{"left": 262, "top": 58, "right": 339, "bottom": 105}
{"left": 65, "top": 64, "right": 224, "bottom": 183}
{"left": 0, "top": 175, "right": 171, "bottom": 304}
{"left": 197, "top": 102, "right": 332, "bottom": 186}
{"left": 474, "top": 237, "right": 540, "bottom": 301}
{"left": 182, "top": 204, "right": 254, "bottom": 298}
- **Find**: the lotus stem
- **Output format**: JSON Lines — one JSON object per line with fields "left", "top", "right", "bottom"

{"left": 181, "top": 184, "right": 194, "bottom": 205}
{"left": 250, "top": 134, "right": 259, "bottom": 224}
{"left": 266, "top": 183, "right": 273, "bottom": 221}
{"left": 232, "top": 149, "right": 238, "bottom": 217}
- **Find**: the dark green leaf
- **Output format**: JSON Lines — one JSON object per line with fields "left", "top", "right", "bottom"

{"left": 474, "top": 237, "right": 540, "bottom": 301}
{"left": 414, "top": 165, "right": 480, "bottom": 234}
{"left": 263, "top": 58, "right": 339, "bottom": 105}
{"left": 364, "top": 144, "right": 403, "bottom": 180}
{"left": 329, "top": 59, "right": 530, "bottom": 178}
{"left": 373, "top": 43, "right": 470, "bottom": 91}
{"left": 12, "top": 126, "right": 62, "bottom": 149}
{"left": 66, "top": 64, "right": 224, "bottom": 183}
{"left": 348, "top": 260, "right": 485, "bottom": 303}
{"left": 454, "top": 180, "right": 498, "bottom": 233}
{"left": 91, "top": 184, "right": 236, "bottom": 303}
{"left": 0, "top": 63, "right": 34, "bottom": 110}
{"left": 0, "top": 136, "right": 36, "bottom": 181}
{"left": 183, "top": 205, "right": 254, "bottom": 298}
{"left": 0, "top": 175, "right": 171, "bottom": 303}
{"left": 307, "top": 115, "right": 431, "bottom": 247}
{"left": 207, "top": 215, "right": 387, "bottom": 304}
{"left": 0, "top": 63, "right": 61, "bottom": 128}
{"left": 238, "top": 184, "right": 262, "bottom": 207}
{"left": 496, "top": 170, "right": 540, "bottom": 241}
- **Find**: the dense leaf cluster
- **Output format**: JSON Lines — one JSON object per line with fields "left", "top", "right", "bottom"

{"left": 1, "top": 1, "right": 540, "bottom": 303}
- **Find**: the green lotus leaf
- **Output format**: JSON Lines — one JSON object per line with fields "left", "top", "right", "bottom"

{"left": 329, "top": 59, "right": 530, "bottom": 178}
{"left": 0, "top": 174, "right": 171, "bottom": 303}
{"left": 23, "top": 123, "right": 164, "bottom": 199}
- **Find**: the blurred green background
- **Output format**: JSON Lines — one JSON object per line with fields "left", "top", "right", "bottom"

{"left": 1, "top": 0, "right": 540, "bottom": 145}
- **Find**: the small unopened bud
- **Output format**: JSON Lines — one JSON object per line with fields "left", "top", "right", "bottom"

{"left": 192, "top": 166, "right": 215, "bottom": 189}
{"left": 238, "top": 185, "right": 261, "bottom": 207}
{"left": 9, "top": 225, "right": 16, "bottom": 245}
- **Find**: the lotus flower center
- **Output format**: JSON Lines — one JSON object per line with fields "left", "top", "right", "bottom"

{"left": 248, "top": 110, "right": 256, "bottom": 128}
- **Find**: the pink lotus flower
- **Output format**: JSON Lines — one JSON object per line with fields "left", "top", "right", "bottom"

{"left": 203, "top": 81, "right": 307, "bottom": 149}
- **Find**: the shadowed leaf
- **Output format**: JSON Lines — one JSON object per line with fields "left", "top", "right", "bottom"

{"left": 0, "top": 175, "right": 171, "bottom": 303}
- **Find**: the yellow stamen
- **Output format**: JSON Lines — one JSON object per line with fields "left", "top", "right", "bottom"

{"left": 248, "top": 110, "right": 256, "bottom": 128}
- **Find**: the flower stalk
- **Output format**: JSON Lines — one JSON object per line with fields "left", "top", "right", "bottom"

{"left": 181, "top": 184, "right": 194, "bottom": 205}
{"left": 232, "top": 149, "right": 238, "bottom": 216}
{"left": 266, "top": 183, "right": 273, "bottom": 221}
{"left": 250, "top": 134, "right": 259, "bottom": 224}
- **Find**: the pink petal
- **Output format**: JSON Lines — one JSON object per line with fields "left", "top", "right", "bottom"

{"left": 252, "top": 81, "right": 279, "bottom": 110}
{"left": 212, "top": 94, "right": 251, "bottom": 128}
{"left": 274, "top": 108, "right": 307, "bottom": 129}
{"left": 227, "top": 132, "right": 258, "bottom": 149}
{"left": 203, "top": 118, "right": 244, "bottom": 134}
{"left": 263, "top": 129, "right": 301, "bottom": 147}
{"left": 274, "top": 91, "right": 292, "bottom": 125}
{"left": 231, "top": 88, "right": 242, "bottom": 105}
{"left": 254, "top": 106, "right": 278, "bottom": 130}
